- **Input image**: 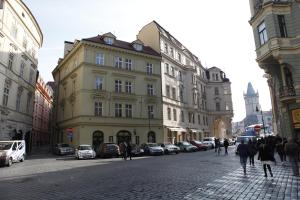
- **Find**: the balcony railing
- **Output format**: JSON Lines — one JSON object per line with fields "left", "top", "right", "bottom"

{"left": 279, "top": 86, "right": 296, "bottom": 98}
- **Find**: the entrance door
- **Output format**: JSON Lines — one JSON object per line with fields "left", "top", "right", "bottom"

{"left": 117, "top": 131, "right": 131, "bottom": 144}
{"left": 92, "top": 131, "right": 104, "bottom": 150}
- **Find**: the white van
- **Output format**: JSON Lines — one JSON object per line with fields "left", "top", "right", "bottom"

{"left": 0, "top": 140, "right": 26, "bottom": 167}
{"left": 202, "top": 137, "right": 216, "bottom": 148}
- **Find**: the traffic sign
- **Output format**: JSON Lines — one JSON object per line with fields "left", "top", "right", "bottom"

{"left": 254, "top": 125, "right": 261, "bottom": 132}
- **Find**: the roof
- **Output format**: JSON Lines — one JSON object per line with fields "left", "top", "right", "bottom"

{"left": 246, "top": 82, "right": 256, "bottom": 96}
{"left": 82, "top": 35, "right": 160, "bottom": 57}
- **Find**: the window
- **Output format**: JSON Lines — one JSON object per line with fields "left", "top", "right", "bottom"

{"left": 216, "top": 74, "right": 219, "bottom": 81}
{"left": 177, "top": 53, "right": 181, "bottom": 62}
{"left": 167, "top": 108, "right": 171, "bottom": 120}
{"left": 94, "top": 102, "right": 102, "bottom": 116}
{"left": 10, "top": 17, "right": 18, "bottom": 38}
{"left": 203, "top": 116, "right": 205, "bottom": 125}
{"left": 198, "top": 115, "right": 201, "bottom": 124}
{"left": 23, "top": 36, "right": 27, "bottom": 49}
{"left": 170, "top": 47, "right": 174, "bottom": 58}
{"left": 164, "top": 43, "right": 168, "bottom": 54}
{"left": 146, "top": 63, "right": 153, "bottom": 75}
{"left": 165, "top": 63, "right": 169, "bottom": 74}
{"left": 147, "top": 84, "right": 154, "bottom": 96}
{"left": 133, "top": 44, "right": 142, "bottom": 51}
{"left": 29, "top": 69, "right": 34, "bottom": 84}
{"left": 125, "top": 58, "right": 132, "bottom": 70}
{"left": 166, "top": 85, "right": 170, "bottom": 97}
{"left": 104, "top": 37, "right": 113, "bottom": 45}
{"left": 8, "top": 52, "right": 14, "bottom": 70}
{"left": 181, "top": 110, "right": 184, "bottom": 122}
{"left": 2, "top": 82, "right": 9, "bottom": 106}
{"left": 214, "top": 87, "right": 219, "bottom": 95}
{"left": 26, "top": 93, "right": 31, "bottom": 113}
{"left": 192, "top": 113, "right": 195, "bottom": 124}
{"left": 193, "top": 92, "right": 197, "bottom": 104}
{"left": 115, "top": 103, "right": 122, "bottom": 117}
{"left": 179, "top": 86, "right": 184, "bottom": 102}
{"left": 226, "top": 104, "right": 230, "bottom": 111}
{"left": 188, "top": 112, "right": 192, "bottom": 123}
{"left": 125, "top": 81, "right": 132, "bottom": 93}
{"left": 172, "top": 87, "right": 176, "bottom": 100}
{"left": 20, "top": 62, "right": 25, "bottom": 78}
{"left": 179, "top": 71, "right": 182, "bottom": 81}
{"left": 192, "top": 75, "right": 196, "bottom": 84}
{"left": 125, "top": 104, "right": 132, "bottom": 118}
{"left": 216, "top": 102, "right": 220, "bottom": 111}
{"left": 278, "top": 15, "right": 288, "bottom": 38}
{"left": 16, "top": 91, "right": 21, "bottom": 112}
{"left": 95, "top": 77, "right": 103, "bottom": 90}
{"left": 148, "top": 105, "right": 154, "bottom": 119}
{"left": 115, "top": 80, "right": 122, "bottom": 93}
{"left": 171, "top": 66, "right": 175, "bottom": 77}
{"left": 115, "top": 57, "right": 122, "bottom": 68}
{"left": 258, "top": 21, "right": 268, "bottom": 45}
{"left": 96, "top": 53, "right": 104, "bottom": 65}
{"left": 173, "top": 109, "right": 177, "bottom": 121}
{"left": 135, "top": 136, "right": 140, "bottom": 145}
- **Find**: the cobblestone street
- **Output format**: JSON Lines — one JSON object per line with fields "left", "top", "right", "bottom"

{"left": 0, "top": 147, "right": 299, "bottom": 200}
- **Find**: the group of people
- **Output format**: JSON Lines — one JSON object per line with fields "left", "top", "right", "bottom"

{"left": 119, "top": 141, "right": 132, "bottom": 160}
{"left": 214, "top": 138, "right": 230, "bottom": 155}
{"left": 237, "top": 136, "right": 300, "bottom": 177}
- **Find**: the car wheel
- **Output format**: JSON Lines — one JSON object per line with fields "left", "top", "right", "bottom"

{"left": 165, "top": 150, "right": 169, "bottom": 155}
{"left": 20, "top": 154, "right": 25, "bottom": 162}
{"left": 7, "top": 158, "right": 12, "bottom": 167}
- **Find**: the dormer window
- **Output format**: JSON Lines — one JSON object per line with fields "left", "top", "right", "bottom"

{"left": 104, "top": 37, "right": 114, "bottom": 45}
{"left": 133, "top": 43, "right": 143, "bottom": 51}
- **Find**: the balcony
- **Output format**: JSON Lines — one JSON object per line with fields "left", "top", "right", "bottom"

{"left": 279, "top": 86, "right": 296, "bottom": 101}
{"left": 256, "top": 38, "right": 292, "bottom": 61}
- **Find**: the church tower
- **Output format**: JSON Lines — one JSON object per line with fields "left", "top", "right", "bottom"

{"left": 244, "top": 82, "right": 260, "bottom": 116}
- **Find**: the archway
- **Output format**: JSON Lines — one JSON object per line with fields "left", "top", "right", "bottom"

{"left": 147, "top": 131, "right": 156, "bottom": 143}
{"left": 117, "top": 130, "right": 131, "bottom": 144}
{"left": 92, "top": 131, "right": 104, "bottom": 150}
{"left": 213, "top": 119, "right": 227, "bottom": 139}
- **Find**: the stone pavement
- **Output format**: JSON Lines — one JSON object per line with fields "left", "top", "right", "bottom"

{"left": 184, "top": 163, "right": 300, "bottom": 200}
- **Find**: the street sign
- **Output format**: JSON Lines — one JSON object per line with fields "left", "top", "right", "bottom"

{"left": 254, "top": 125, "right": 261, "bottom": 132}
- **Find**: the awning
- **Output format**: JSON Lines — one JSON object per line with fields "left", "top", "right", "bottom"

{"left": 168, "top": 127, "right": 187, "bottom": 132}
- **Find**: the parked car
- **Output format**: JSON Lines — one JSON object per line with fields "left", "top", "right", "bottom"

{"left": 75, "top": 144, "right": 96, "bottom": 160}
{"left": 97, "top": 143, "right": 120, "bottom": 158}
{"left": 160, "top": 143, "right": 180, "bottom": 154}
{"left": 203, "top": 137, "right": 216, "bottom": 148}
{"left": 0, "top": 140, "right": 26, "bottom": 167}
{"left": 190, "top": 140, "right": 208, "bottom": 151}
{"left": 175, "top": 141, "right": 197, "bottom": 152}
{"left": 131, "top": 144, "right": 144, "bottom": 157}
{"left": 202, "top": 141, "right": 214, "bottom": 149}
{"left": 53, "top": 143, "right": 75, "bottom": 155}
{"left": 141, "top": 143, "right": 164, "bottom": 155}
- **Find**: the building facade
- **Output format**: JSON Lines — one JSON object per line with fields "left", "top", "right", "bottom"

{"left": 0, "top": 0, "right": 43, "bottom": 142}
{"left": 52, "top": 33, "right": 162, "bottom": 148}
{"left": 32, "top": 74, "right": 53, "bottom": 147}
{"left": 138, "top": 21, "right": 234, "bottom": 141}
{"left": 249, "top": 0, "right": 300, "bottom": 138}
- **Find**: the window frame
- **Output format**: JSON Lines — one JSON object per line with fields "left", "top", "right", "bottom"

{"left": 96, "top": 53, "right": 104, "bottom": 65}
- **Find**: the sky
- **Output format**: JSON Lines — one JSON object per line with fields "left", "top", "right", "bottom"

{"left": 23, "top": 0, "right": 272, "bottom": 122}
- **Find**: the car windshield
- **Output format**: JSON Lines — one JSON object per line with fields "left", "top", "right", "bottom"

{"left": 147, "top": 143, "right": 158, "bottom": 147}
{"left": 0, "top": 142, "right": 13, "bottom": 150}
{"left": 79, "top": 146, "right": 92, "bottom": 150}
{"left": 194, "top": 141, "right": 201, "bottom": 144}
{"left": 60, "top": 144, "right": 70, "bottom": 148}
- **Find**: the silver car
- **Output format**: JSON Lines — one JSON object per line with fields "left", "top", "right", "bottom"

{"left": 53, "top": 143, "right": 75, "bottom": 155}
{"left": 75, "top": 145, "right": 96, "bottom": 160}
{"left": 160, "top": 143, "right": 180, "bottom": 154}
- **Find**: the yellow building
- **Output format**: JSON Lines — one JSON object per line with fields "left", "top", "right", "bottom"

{"left": 52, "top": 33, "right": 162, "bottom": 148}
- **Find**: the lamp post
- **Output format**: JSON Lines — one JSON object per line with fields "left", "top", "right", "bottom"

{"left": 256, "top": 106, "right": 266, "bottom": 136}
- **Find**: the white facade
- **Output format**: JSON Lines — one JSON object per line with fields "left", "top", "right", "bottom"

{"left": 0, "top": 0, "right": 43, "bottom": 140}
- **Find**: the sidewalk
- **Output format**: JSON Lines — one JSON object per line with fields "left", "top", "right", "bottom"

{"left": 185, "top": 162, "right": 300, "bottom": 200}
{"left": 26, "top": 145, "right": 53, "bottom": 159}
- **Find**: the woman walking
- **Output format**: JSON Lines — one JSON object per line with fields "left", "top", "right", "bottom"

{"left": 258, "top": 137, "right": 275, "bottom": 177}
{"left": 248, "top": 139, "right": 256, "bottom": 166}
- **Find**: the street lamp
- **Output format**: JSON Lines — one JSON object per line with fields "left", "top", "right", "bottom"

{"left": 256, "top": 106, "right": 266, "bottom": 136}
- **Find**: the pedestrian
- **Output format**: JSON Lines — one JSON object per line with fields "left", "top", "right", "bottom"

{"left": 258, "top": 137, "right": 275, "bottom": 178}
{"left": 223, "top": 138, "right": 229, "bottom": 155}
{"left": 248, "top": 139, "right": 256, "bottom": 166}
{"left": 284, "top": 137, "right": 300, "bottom": 176}
{"left": 275, "top": 137, "right": 284, "bottom": 162}
{"left": 127, "top": 142, "right": 132, "bottom": 160}
{"left": 237, "top": 140, "right": 249, "bottom": 175}
{"left": 214, "top": 138, "right": 218, "bottom": 153}
{"left": 282, "top": 138, "right": 287, "bottom": 162}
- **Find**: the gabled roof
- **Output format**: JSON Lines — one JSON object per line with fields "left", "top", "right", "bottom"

{"left": 102, "top": 32, "right": 116, "bottom": 39}
{"left": 83, "top": 35, "right": 160, "bottom": 57}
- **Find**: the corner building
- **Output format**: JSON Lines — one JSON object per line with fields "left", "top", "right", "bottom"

{"left": 249, "top": 0, "right": 300, "bottom": 138}
{"left": 0, "top": 0, "right": 43, "bottom": 140}
{"left": 138, "top": 21, "right": 233, "bottom": 142}
{"left": 52, "top": 33, "right": 162, "bottom": 148}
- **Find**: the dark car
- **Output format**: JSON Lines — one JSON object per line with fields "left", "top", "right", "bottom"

{"left": 190, "top": 140, "right": 208, "bottom": 151}
{"left": 131, "top": 144, "right": 144, "bottom": 157}
{"left": 53, "top": 143, "right": 75, "bottom": 155}
{"left": 97, "top": 143, "right": 120, "bottom": 158}
{"left": 175, "top": 141, "right": 197, "bottom": 152}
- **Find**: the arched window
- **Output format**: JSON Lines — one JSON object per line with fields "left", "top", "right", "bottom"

{"left": 92, "top": 131, "right": 104, "bottom": 150}
{"left": 148, "top": 131, "right": 156, "bottom": 143}
{"left": 117, "top": 130, "right": 131, "bottom": 144}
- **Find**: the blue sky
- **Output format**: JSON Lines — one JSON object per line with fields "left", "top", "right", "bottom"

{"left": 23, "top": 0, "right": 272, "bottom": 122}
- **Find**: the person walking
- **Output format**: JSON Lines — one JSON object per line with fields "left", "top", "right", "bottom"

{"left": 127, "top": 142, "right": 132, "bottom": 160}
{"left": 223, "top": 139, "right": 229, "bottom": 155}
{"left": 276, "top": 138, "right": 285, "bottom": 162}
{"left": 237, "top": 140, "right": 249, "bottom": 175}
{"left": 248, "top": 139, "right": 256, "bottom": 166}
{"left": 258, "top": 137, "right": 275, "bottom": 178}
{"left": 284, "top": 137, "right": 300, "bottom": 176}
{"left": 214, "top": 138, "right": 219, "bottom": 153}
{"left": 282, "top": 138, "right": 288, "bottom": 162}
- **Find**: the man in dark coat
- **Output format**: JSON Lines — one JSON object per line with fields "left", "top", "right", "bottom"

{"left": 223, "top": 139, "right": 229, "bottom": 155}
{"left": 127, "top": 142, "right": 132, "bottom": 160}
{"left": 237, "top": 140, "right": 249, "bottom": 175}
{"left": 258, "top": 137, "right": 275, "bottom": 177}
{"left": 285, "top": 137, "right": 300, "bottom": 176}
